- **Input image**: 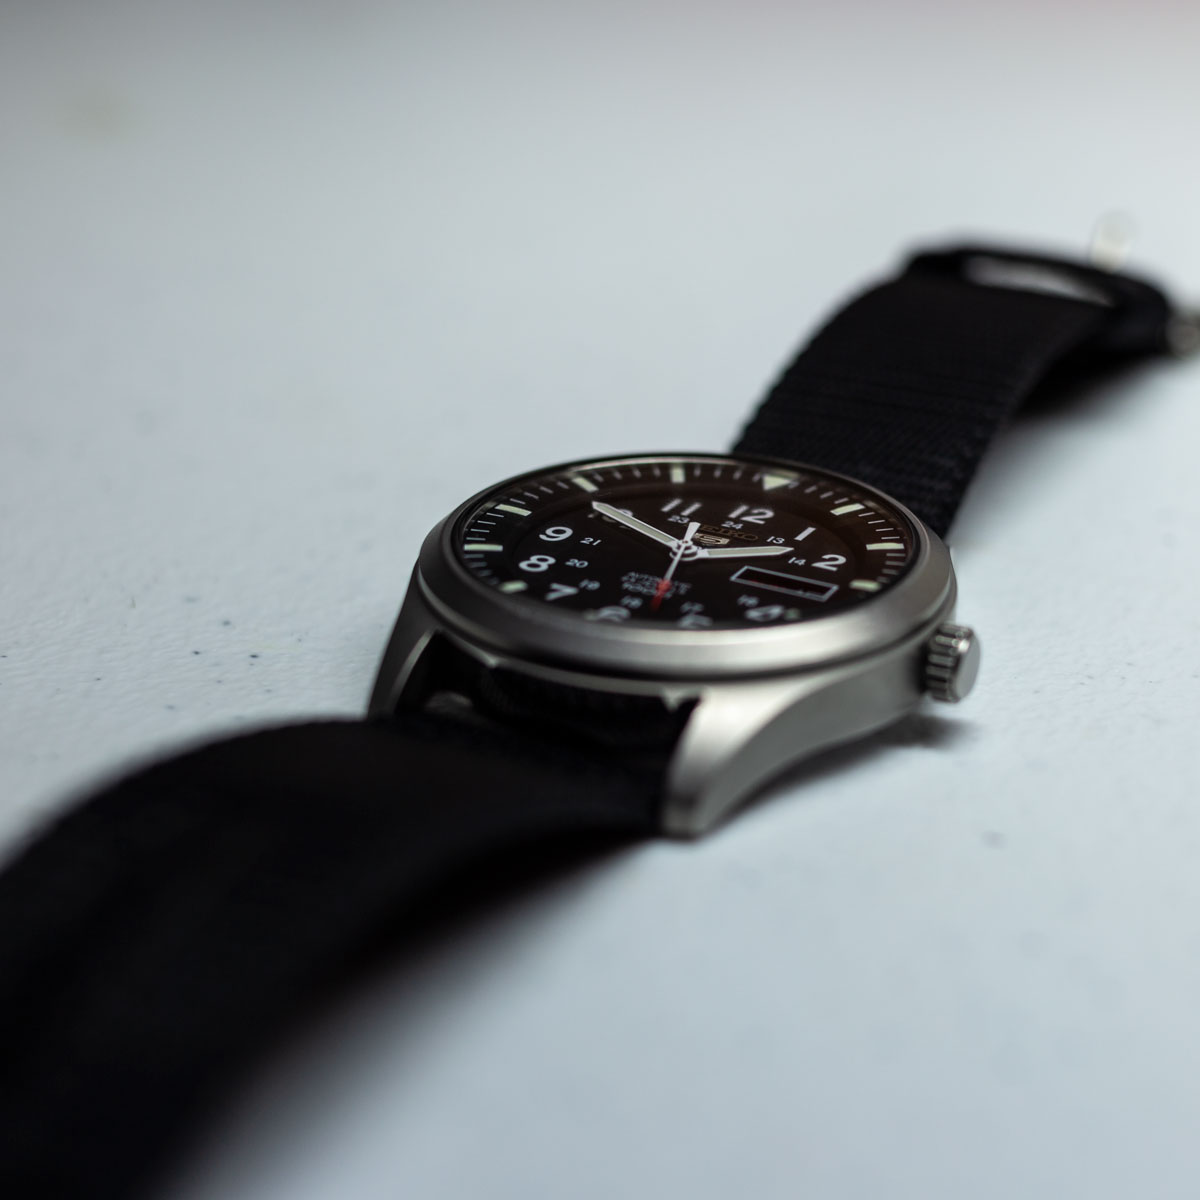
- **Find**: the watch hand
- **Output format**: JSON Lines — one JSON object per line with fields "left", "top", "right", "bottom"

{"left": 650, "top": 520, "right": 700, "bottom": 611}
{"left": 591, "top": 501, "right": 679, "bottom": 549}
{"left": 697, "top": 545, "right": 793, "bottom": 559}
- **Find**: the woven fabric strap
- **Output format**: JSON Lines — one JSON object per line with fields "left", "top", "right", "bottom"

{"left": 0, "top": 715, "right": 661, "bottom": 1200}
{"left": 734, "top": 245, "right": 1176, "bottom": 535}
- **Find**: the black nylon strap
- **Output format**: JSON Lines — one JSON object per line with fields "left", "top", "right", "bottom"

{"left": 0, "top": 714, "right": 661, "bottom": 1200}
{"left": 734, "top": 245, "right": 1176, "bottom": 535}
{"left": 0, "top": 241, "right": 1183, "bottom": 1200}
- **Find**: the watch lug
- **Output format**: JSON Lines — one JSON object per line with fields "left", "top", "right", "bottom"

{"left": 662, "top": 619, "right": 940, "bottom": 838}
{"left": 367, "top": 568, "right": 445, "bottom": 716}
{"left": 372, "top": 563, "right": 961, "bottom": 841}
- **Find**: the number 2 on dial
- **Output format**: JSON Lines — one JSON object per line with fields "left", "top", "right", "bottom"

{"left": 812, "top": 554, "right": 846, "bottom": 572}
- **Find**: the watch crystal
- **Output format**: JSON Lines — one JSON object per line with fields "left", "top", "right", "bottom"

{"left": 453, "top": 455, "right": 916, "bottom": 630}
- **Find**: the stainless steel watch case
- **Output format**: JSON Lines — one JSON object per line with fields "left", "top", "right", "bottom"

{"left": 369, "top": 453, "right": 961, "bottom": 838}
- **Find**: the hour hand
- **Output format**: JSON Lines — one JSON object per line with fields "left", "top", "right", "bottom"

{"left": 591, "top": 501, "right": 678, "bottom": 549}
{"left": 697, "top": 545, "right": 793, "bottom": 560}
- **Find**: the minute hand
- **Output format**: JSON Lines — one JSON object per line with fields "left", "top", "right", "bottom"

{"left": 697, "top": 545, "right": 793, "bottom": 559}
{"left": 590, "top": 502, "right": 678, "bottom": 549}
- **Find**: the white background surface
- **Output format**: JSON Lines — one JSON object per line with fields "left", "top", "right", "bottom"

{"left": 3, "top": 2, "right": 1200, "bottom": 1197}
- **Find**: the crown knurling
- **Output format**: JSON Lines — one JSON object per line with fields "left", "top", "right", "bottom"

{"left": 924, "top": 623, "right": 980, "bottom": 703}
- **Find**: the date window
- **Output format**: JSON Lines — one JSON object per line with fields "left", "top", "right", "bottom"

{"left": 729, "top": 565, "right": 839, "bottom": 603}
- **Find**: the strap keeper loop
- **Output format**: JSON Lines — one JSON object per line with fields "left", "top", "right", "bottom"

{"left": 905, "top": 244, "right": 1177, "bottom": 357}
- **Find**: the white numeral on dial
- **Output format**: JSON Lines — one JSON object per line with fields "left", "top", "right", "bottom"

{"left": 546, "top": 583, "right": 579, "bottom": 602}
{"left": 519, "top": 555, "right": 556, "bottom": 572}
{"left": 745, "top": 605, "right": 785, "bottom": 622}
{"left": 728, "top": 505, "right": 774, "bottom": 524}
{"left": 662, "top": 499, "right": 701, "bottom": 516}
{"left": 586, "top": 606, "right": 631, "bottom": 622}
{"left": 540, "top": 526, "right": 573, "bottom": 542}
{"left": 811, "top": 554, "right": 846, "bottom": 572}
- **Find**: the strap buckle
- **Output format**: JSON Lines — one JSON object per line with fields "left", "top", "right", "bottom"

{"left": 1088, "top": 215, "right": 1200, "bottom": 357}
{"left": 1166, "top": 310, "right": 1200, "bottom": 357}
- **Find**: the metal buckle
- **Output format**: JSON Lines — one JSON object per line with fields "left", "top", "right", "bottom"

{"left": 1165, "top": 311, "right": 1200, "bottom": 357}
{"left": 1089, "top": 215, "right": 1200, "bottom": 357}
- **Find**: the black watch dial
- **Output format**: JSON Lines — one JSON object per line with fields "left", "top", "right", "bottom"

{"left": 453, "top": 455, "right": 917, "bottom": 630}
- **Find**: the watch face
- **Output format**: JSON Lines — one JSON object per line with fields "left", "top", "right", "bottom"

{"left": 451, "top": 455, "right": 916, "bottom": 630}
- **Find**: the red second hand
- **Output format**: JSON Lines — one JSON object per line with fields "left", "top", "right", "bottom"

{"left": 650, "top": 520, "right": 700, "bottom": 612}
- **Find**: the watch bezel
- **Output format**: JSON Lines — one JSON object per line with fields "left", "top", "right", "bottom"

{"left": 416, "top": 452, "right": 954, "bottom": 680}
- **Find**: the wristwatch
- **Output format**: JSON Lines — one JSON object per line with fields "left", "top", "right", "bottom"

{"left": 1, "top": 240, "right": 1193, "bottom": 1200}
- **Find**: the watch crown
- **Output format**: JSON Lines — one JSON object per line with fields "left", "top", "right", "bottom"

{"left": 924, "top": 623, "right": 981, "bottom": 703}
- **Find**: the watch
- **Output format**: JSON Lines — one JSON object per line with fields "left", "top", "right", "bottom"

{"left": 0, "top": 240, "right": 1192, "bottom": 1200}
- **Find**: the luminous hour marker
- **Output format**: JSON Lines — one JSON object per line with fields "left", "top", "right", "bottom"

{"left": 830, "top": 503, "right": 864, "bottom": 516}
{"left": 761, "top": 472, "right": 795, "bottom": 491}
{"left": 866, "top": 542, "right": 903, "bottom": 551}
{"left": 670, "top": 465, "right": 686, "bottom": 484}
{"left": 850, "top": 579, "right": 882, "bottom": 592}
{"left": 499, "top": 580, "right": 527, "bottom": 592}
{"left": 496, "top": 503, "right": 531, "bottom": 516}
{"left": 569, "top": 475, "right": 598, "bottom": 493}
{"left": 465, "top": 543, "right": 503, "bottom": 552}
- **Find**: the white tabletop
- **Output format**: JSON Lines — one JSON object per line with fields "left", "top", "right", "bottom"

{"left": 4, "top": 3, "right": 1200, "bottom": 1197}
